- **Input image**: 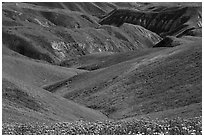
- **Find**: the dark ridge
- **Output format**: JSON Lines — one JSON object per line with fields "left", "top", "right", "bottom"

{"left": 99, "top": 7, "right": 201, "bottom": 37}
{"left": 77, "top": 65, "right": 100, "bottom": 71}
{"left": 153, "top": 37, "right": 174, "bottom": 47}
{"left": 81, "top": 14, "right": 95, "bottom": 24}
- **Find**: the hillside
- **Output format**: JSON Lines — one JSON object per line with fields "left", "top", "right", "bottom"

{"left": 100, "top": 2, "right": 202, "bottom": 37}
{"left": 3, "top": 55, "right": 87, "bottom": 87}
{"left": 50, "top": 37, "right": 202, "bottom": 120}
{"left": 2, "top": 2, "right": 202, "bottom": 135}
{"left": 2, "top": 2, "right": 161, "bottom": 64}
{"left": 2, "top": 75, "right": 108, "bottom": 124}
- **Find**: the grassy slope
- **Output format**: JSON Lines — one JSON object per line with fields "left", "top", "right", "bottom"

{"left": 49, "top": 47, "right": 168, "bottom": 96}
{"left": 52, "top": 38, "right": 201, "bottom": 120}
{"left": 2, "top": 75, "right": 107, "bottom": 124}
{"left": 123, "top": 103, "right": 201, "bottom": 121}
{"left": 60, "top": 48, "right": 165, "bottom": 70}
{"left": 60, "top": 36, "right": 194, "bottom": 71}
{"left": 2, "top": 54, "right": 87, "bottom": 87}
{"left": 2, "top": 48, "right": 108, "bottom": 124}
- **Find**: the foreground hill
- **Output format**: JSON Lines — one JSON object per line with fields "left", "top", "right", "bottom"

{"left": 50, "top": 37, "right": 201, "bottom": 120}
{"left": 2, "top": 74, "right": 108, "bottom": 124}
{"left": 2, "top": 44, "right": 107, "bottom": 124}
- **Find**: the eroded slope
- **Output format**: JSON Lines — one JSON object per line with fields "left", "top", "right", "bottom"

{"left": 99, "top": 3, "right": 202, "bottom": 37}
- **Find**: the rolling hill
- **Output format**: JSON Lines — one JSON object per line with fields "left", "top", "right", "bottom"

{"left": 2, "top": 75, "right": 108, "bottom": 124}
{"left": 49, "top": 37, "right": 201, "bottom": 120}
{"left": 2, "top": 2, "right": 161, "bottom": 64}
{"left": 2, "top": 2, "right": 202, "bottom": 135}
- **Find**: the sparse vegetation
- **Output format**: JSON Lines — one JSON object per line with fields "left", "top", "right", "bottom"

{"left": 2, "top": 2, "right": 202, "bottom": 135}
{"left": 3, "top": 117, "right": 202, "bottom": 135}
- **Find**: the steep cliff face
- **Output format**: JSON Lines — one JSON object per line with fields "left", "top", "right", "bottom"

{"left": 99, "top": 4, "right": 202, "bottom": 37}
{"left": 2, "top": 2, "right": 161, "bottom": 64}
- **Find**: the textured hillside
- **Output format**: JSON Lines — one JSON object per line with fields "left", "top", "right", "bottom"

{"left": 99, "top": 3, "right": 202, "bottom": 37}
{"left": 50, "top": 37, "right": 202, "bottom": 119}
{"left": 2, "top": 2, "right": 202, "bottom": 134}
{"left": 2, "top": 76, "right": 107, "bottom": 124}
{"left": 2, "top": 2, "right": 161, "bottom": 64}
{"left": 2, "top": 44, "right": 107, "bottom": 124}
